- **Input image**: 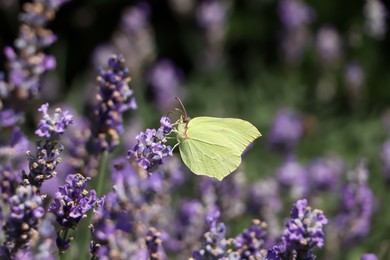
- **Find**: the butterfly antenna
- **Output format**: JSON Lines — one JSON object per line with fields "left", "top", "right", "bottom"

{"left": 175, "top": 97, "right": 187, "bottom": 118}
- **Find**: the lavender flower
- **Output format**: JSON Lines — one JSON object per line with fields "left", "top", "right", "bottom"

{"left": 195, "top": 0, "right": 229, "bottom": 70}
{"left": 230, "top": 219, "right": 267, "bottom": 259}
{"left": 90, "top": 192, "right": 128, "bottom": 257}
{"left": 49, "top": 174, "right": 97, "bottom": 229}
{"left": 198, "top": 171, "right": 246, "bottom": 220}
{"left": 307, "top": 156, "right": 344, "bottom": 191}
{"left": 35, "top": 103, "right": 74, "bottom": 139}
{"left": 0, "top": 127, "right": 29, "bottom": 163}
{"left": 94, "top": 54, "right": 136, "bottom": 152}
{"left": 128, "top": 116, "right": 173, "bottom": 172}
{"left": 49, "top": 174, "right": 98, "bottom": 252}
{"left": 147, "top": 59, "right": 183, "bottom": 110}
{"left": 92, "top": 156, "right": 179, "bottom": 258}
{"left": 334, "top": 162, "right": 375, "bottom": 246}
{"left": 278, "top": 0, "right": 315, "bottom": 65}
{"left": 0, "top": 109, "right": 24, "bottom": 128}
{"left": 61, "top": 111, "right": 98, "bottom": 177}
{"left": 248, "top": 179, "right": 282, "bottom": 242}
{"left": 166, "top": 200, "right": 206, "bottom": 254}
{"left": 0, "top": 167, "right": 22, "bottom": 202}
{"left": 315, "top": 26, "right": 342, "bottom": 66}
{"left": 345, "top": 62, "right": 365, "bottom": 100}
{"left": 1, "top": 0, "right": 70, "bottom": 102}
{"left": 361, "top": 253, "right": 378, "bottom": 260}
{"left": 276, "top": 156, "right": 309, "bottom": 198}
{"left": 278, "top": 0, "right": 315, "bottom": 29}
{"left": 25, "top": 140, "right": 64, "bottom": 189}
{"left": 3, "top": 185, "right": 45, "bottom": 256}
{"left": 23, "top": 103, "right": 73, "bottom": 189}
{"left": 192, "top": 209, "right": 227, "bottom": 259}
{"left": 268, "top": 109, "right": 304, "bottom": 153}
{"left": 268, "top": 199, "right": 328, "bottom": 259}
{"left": 145, "top": 227, "right": 167, "bottom": 260}
{"left": 196, "top": 0, "right": 228, "bottom": 29}
{"left": 95, "top": 2, "right": 156, "bottom": 78}
{"left": 364, "top": 0, "right": 388, "bottom": 40}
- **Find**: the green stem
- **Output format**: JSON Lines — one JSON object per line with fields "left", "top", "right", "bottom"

{"left": 96, "top": 151, "right": 109, "bottom": 197}
{"left": 59, "top": 229, "right": 69, "bottom": 260}
{"left": 78, "top": 151, "right": 109, "bottom": 260}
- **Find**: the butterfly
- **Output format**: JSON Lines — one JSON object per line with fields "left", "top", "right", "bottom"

{"left": 172, "top": 98, "right": 261, "bottom": 181}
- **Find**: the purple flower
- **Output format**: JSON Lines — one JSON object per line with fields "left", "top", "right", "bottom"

{"left": 268, "top": 199, "right": 328, "bottom": 259}
{"left": 0, "top": 167, "right": 22, "bottom": 203}
{"left": 25, "top": 140, "right": 64, "bottom": 188}
{"left": 3, "top": 185, "right": 44, "bottom": 256}
{"left": 0, "top": 127, "right": 29, "bottom": 165}
{"left": 307, "top": 156, "right": 344, "bottom": 191}
{"left": 276, "top": 156, "right": 309, "bottom": 198}
{"left": 122, "top": 2, "right": 151, "bottom": 31}
{"left": 0, "top": 109, "right": 25, "bottom": 128}
{"left": 147, "top": 60, "right": 183, "bottom": 110}
{"left": 61, "top": 112, "right": 98, "bottom": 178}
{"left": 192, "top": 208, "right": 227, "bottom": 259}
{"left": 2, "top": 0, "right": 70, "bottom": 101}
{"left": 94, "top": 54, "right": 137, "bottom": 152}
{"left": 109, "top": 2, "right": 155, "bottom": 78}
{"left": 231, "top": 219, "right": 267, "bottom": 258}
{"left": 345, "top": 62, "right": 365, "bottom": 98}
{"left": 145, "top": 227, "right": 167, "bottom": 260}
{"left": 196, "top": 0, "right": 228, "bottom": 28}
{"left": 198, "top": 171, "right": 246, "bottom": 220}
{"left": 278, "top": 0, "right": 315, "bottom": 29}
{"left": 364, "top": 0, "right": 388, "bottom": 40}
{"left": 249, "top": 178, "right": 282, "bottom": 215}
{"left": 315, "top": 26, "right": 342, "bottom": 65}
{"left": 361, "top": 253, "right": 378, "bottom": 260}
{"left": 90, "top": 192, "right": 127, "bottom": 247}
{"left": 49, "top": 174, "right": 98, "bottom": 229}
{"left": 166, "top": 199, "right": 206, "bottom": 253}
{"left": 334, "top": 173, "right": 375, "bottom": 246}
{"left": 35, "top": 103, "right": 74, "bottom": 139}
{"left": 268, "top": 109, "right": 304, "bottom": 153}
{"left": 334, "top": 162, "right": 375, "bottom": 246}
{"left": 128, "top": 116, "right": 173, "bottom": 172}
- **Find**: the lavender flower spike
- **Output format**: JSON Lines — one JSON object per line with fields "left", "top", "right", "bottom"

{"left": 267, "top": 199, "right": 328, "bottom": 259}
{"left": 24, "top": 103, "right": 73, "bottom": 188}
{"left": 35, "top": 103, "right": 74, "bottom": 139}
{"left": 49, "top": 174, "right": 98, "bottom": 229}
{"left": 145, "top": 227, "right": 167, "bottom": 260}
{"left": 2, "top": 0, "right": 70, "bottom": 101}
{"left": 191, "top": 209, "right": 227, "bottom": 259}
{"left": 128, "top": 116, "right": 173, "bottom": 172}
{"left": 361, "top": 253, "right": 378, "bottom": 260}
{"left": 3, "top": 185, "right": 45, "bottom": 256}
{"left": 94, "top": 54, "right": 137, "bottom": 152}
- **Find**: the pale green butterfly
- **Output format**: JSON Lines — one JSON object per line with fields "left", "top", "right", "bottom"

{"left": 172, "top": 98, "right": 261, "bottom": 181}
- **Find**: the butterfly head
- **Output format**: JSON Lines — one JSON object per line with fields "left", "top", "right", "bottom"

{"left": 174, "top": 97, "right": 191, "bottom": 141}
{"left": 175, "top": 97, "right": 190, "bottom": 123}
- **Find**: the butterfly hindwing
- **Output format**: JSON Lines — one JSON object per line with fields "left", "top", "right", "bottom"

{"left": 179, "top": 131, "right": 241, "bottom": 180}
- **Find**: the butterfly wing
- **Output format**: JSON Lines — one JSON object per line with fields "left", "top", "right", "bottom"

{"left": 178, "top": 117, "right": 261, "bottom": 180}
{"left": 179, "top": 131, "right": 241, "bottom": 180}
{"left": 188, "top": 117, "right": 261, "bottom": 151}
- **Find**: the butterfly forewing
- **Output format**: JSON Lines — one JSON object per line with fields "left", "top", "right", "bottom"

{"left": 188, "top": 117, "right": 261, "bottom": 152}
